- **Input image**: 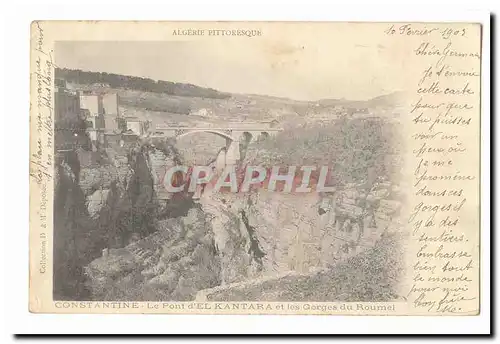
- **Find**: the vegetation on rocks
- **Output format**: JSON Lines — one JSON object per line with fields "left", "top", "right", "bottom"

{"left": 85, "top": 208, "right": 221, "bottom": 301}
{"left": 197, "top": 231, "right": 405, "bottom": 302}
{"left": 249, "top": 117, "right": 403, "bottom": 186}
{"left": 56, "top": 68, "right": 230, "bottom": 99}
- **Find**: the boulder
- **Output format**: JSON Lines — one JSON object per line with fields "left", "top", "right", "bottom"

{"left": 336, "top": 202, "right": 364, "bottom": 218}
{"left": 87, "top": 248, "right": 138, "bottom": 280}
{"left": 378, "top": 199, "right": 402, "bottom": 215}
{"left": 86, "top": 189, "right": 110, "bottom": 219}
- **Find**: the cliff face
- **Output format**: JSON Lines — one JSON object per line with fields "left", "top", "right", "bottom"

{"left": 81, "top": 176, "right": 337, "bottom": 301}
{"left": 197, "top": 189, "right": 388, "bottom": 284}
{"left": 82, "top": 174, "right": 403, "bottom": 301}
{"left": 197, "top": 191, "right": 327, "bottom": 285}
{"left": 196, "top": 231, "right": 405, "bottom": 302}
{"left": 53, "top": 143, "right": 168, "bottom": 300}
{"left": 85, "top": 207, "right": 221, "bottom": 301}
{"left": 53, "top": 141, "right": 221, "bottom": 301}
{"left": 53, "top": 152, "right": 94, "bottom": 300}
{"left": 72, "top": 138, "right": 403, "bottom": 302}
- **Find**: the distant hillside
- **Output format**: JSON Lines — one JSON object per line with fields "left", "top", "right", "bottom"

{"left": 55, "top": 68, "right": 231, "bottom": 100}
{"left": 366, "top": 91, "right": 406, "bottom": 107}
{"left": 318, "top": 91, "right": 405, "bottom": 108}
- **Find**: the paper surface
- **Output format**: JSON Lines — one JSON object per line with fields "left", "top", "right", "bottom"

{"left": 29, "top": 21, "right": 482, "bottom": 314}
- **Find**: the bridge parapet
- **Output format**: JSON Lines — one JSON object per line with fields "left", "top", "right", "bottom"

{"left": 149, "top": 125, "right": 283, "bottom": 166}
{"left": 153, "top": 126, "right": 283, "bottom": 140}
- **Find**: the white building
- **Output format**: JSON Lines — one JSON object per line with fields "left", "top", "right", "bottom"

{"left": 80, "top": 94, "right": 106, "bottom": 149}
{"left": 126, "top": 118, "right": 145, "bottom": 136}
{"left": 80, "top": 94, "right": 103, "bottom": 118}
{"left": 102, "top": 93, "right": 121, "bottom": 133}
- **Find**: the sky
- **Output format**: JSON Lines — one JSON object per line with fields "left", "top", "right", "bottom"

{"left": 55, "top": 33, "right": 406, "bottom": 101}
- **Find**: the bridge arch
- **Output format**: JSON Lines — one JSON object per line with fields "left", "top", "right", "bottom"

{"left": 176, "top": 129, "right": 240, "bottom": 166}
{"left": 259, "top": 132, "right": 270, "bottom": 140}
{"left": 241, "top": 131, "right": 253, "bottom": 143}
{"left": 176, "top": 129, "right": 235, "bottom": 142}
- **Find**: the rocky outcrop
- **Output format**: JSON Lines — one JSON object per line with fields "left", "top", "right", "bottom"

{"left": 79, "top": 154, "right": 405, "bottom": 302}
{"left": 199, "top": 190, "right": 360, "bottom": 280}
{"left": 54, "top": 142, "right": 177, "bottom": 300}
{"left": 86, "top": 189, "right": 111, "bottom": 219}
{"left": 74, "top": 133, "right": 405, "bottom": 302}
{"left": 196, "top": 231, "right": 405, "bottom": 302}
{"left": 53, "top": 151, "right": 95, "bottom": 300}
{"left": 192, "top": 175, "right": 405, "bottom": 287}
{"left": 85, "top": 208, "right": 221, "bottom": 301}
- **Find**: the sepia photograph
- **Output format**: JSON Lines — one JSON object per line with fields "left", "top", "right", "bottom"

{"left": 51, "top": 39, "right": 407, "bottom": 304}
{"left": 28, "top": 21, "right": 482, "bottom": 317}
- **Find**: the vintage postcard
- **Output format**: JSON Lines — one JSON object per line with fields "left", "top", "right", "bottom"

{"left": 29, "top": 21, "right": 482, "bottom": 315}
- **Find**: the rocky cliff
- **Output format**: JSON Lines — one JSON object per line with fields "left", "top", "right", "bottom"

{"left": 53, "top": 141, "right": 175, "bottom": 300}
{"left": 85, "top": 207, "right": 221, "bottom": 301}
{"left": 56, "top": 137, "right": 404, "bottom": 302}
{"left": 82, "top": 174, "right": 404, "bottom": 301}
{"left": 196, "top": 231, "right": 404, "bottom": 302}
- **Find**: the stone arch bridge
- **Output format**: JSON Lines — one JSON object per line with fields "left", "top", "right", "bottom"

{"left": 151, "top": 123, "right": 283, "bottom": 166}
